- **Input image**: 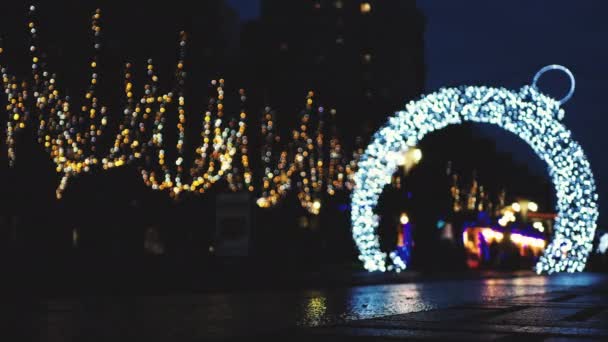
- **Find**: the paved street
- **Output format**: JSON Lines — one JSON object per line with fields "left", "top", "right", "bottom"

{"left": 1, "top": 272, "right": 607, "bottom": 341}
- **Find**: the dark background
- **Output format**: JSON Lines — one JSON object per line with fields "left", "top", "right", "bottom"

{"left": 0, "top": 1, "right": 604, "bottom": 288}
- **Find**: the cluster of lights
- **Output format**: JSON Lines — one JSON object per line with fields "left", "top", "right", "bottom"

{"left": 498, "top": 210, "right": 517, "bottom": 227}
{"left": 463, "top": 227, "right": 504, "bottom": 260}
{"left": 511, "top": 201, "right": 538, "bottom": 213}
{"left": 0, "top": 5, "right": 376, "bottom": 214}
{"left": 351, "top": 65, "right": 598, "bottom": 273}
{"left": 498, "top": 201, "right": 542, "bottom": 227}
{"left": 481, "top": 229, "right": 504, "bottom": 243}
{"left": 510, "top": 232, "right": 546, "bottom": 250}
{"left": 512, "top": 202, "right": 521, "bottom": 212}
{"left": 463, "top": 227, "right": 545, "bottom": 261}
{"left": 448, "top": 168, "right": 506, "bottom": 214}
{"left": 135, "top": 46, "right": 253, "bottom": 198}
{"left": 533, "top": 221, "right": 545, "bottom": 233}
{"left": 255, "top": 93, "right": 364, "bottom": 214}
{"left": 395, "top": 147, "right": 422, "bottom": 173}
{"left": 2, "top": 6, "right": 120, "bottom": 198}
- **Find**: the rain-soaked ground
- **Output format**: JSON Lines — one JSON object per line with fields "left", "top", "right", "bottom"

{"left": 2, "top": 272, "right": 607, "bottom": 340}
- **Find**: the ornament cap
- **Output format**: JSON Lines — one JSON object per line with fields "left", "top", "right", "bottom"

{"left": 532, "top": 64, "right": 575, "bottom": 105}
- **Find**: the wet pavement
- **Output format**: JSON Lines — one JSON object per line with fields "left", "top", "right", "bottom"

{"left": 2, "top": 272, "right": 607, "bottom": 341}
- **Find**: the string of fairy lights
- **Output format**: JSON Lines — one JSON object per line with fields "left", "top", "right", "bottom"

{"left": 0, "top": 5, "right": 369, "bottom": 213}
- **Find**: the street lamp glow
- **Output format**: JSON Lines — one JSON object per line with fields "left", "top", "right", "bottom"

{"left": 400, "top": 213, "right": 409, "bottom": 225}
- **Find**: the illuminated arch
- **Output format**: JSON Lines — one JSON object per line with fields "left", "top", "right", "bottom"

{"left": 351, "top": 65, "right": 598, "bottom": 274}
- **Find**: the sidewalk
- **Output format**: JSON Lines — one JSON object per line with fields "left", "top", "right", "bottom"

{"left": 288, "top": 285, "right": 608, "bottom": 341}
{"left": 3, "top": 271, "right": 606, "bottom": 341}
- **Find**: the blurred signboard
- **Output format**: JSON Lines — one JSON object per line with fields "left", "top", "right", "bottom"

{"left": 215, "top": 193, "right": 252, "bottom": 257}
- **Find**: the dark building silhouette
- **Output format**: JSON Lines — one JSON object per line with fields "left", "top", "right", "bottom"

{"left": 241, "top": 0, "right": 425, "bottom": 136}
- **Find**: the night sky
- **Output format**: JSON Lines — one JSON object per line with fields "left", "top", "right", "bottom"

{"left": 226, "top": 0, "right": 260, "bottom": 21}
{"left": 417, "top": 1, "right": 608, "bottom": 225}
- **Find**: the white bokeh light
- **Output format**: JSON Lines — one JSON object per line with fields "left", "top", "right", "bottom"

{"left": 598, "top": 233, "right": 608, "bottom": 255}
{"left": 351, "top": 65, "right": 598, "bottom": 274}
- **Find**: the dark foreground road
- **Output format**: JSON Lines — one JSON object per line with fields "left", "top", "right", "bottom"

{"left": 1, "top": 272, "right": 607, "bottom": 341}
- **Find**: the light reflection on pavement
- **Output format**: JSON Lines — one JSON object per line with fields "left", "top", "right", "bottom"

{"left": 7, "top": 272, "right": 608, "bottom": 341}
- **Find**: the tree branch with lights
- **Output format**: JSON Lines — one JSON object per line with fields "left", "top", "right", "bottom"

{"left": 1, "top": 5, "right": 368, "bottom": 214}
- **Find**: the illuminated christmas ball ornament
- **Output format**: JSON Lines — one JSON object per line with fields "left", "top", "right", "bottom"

{"left": 351, "top": 65, "right": 599, "bottom": 274}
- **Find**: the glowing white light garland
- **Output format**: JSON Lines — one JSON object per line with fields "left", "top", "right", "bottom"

{"left": 351, "top": 65, "right": 598, "bottom": 274}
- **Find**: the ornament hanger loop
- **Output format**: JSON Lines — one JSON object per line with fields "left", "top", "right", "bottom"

{"left": 532, "top": 64, "right": 575, "bottom": 105}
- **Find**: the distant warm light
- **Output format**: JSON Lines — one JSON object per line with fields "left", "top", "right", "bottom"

{"left": 360, "top": 2, "right": 372, "bottom": 13}
{"left": 528, "top": 201, "right": 538, "bottom": 212}
{"left": 512, "top": 202, "right": 521, "bottom": 212}
{"left": 463, "top": 227, "right": 546, "bottom": 258}
{"left": 313, "top": 200, "right": 321, "bottom": 211}
{"left": 480, "top": 228, "right": 504, "bottom": 243}
{"left": 256, "top": 198, "right": 269, "bottom": 208}
{"left": 510, "top": 233, "right": 546, "bottom": 250}
{"left": 462, "top": 227, "right": 504, "bottom": 264}
{"left": 499, "top": 210, "right": 516, "bottom": 227}
{"left": 412, "top": 148, "right": 422, "bottom": 163}
{"left": 394, "top": 147, "right": 422, "bottom": 172}
{"left": 533, "top": 221, "right": 544, "bottom": 232}
{"left": 399, "top": 213, "right": 409, "bottom": 225}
